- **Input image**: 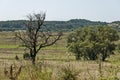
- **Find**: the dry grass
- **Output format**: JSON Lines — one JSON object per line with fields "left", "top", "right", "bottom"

{"left": 0, "top": 60, "right": 120, "bottom": 80}
{"left": 0, "top": 32, "right": 120, "bottom": 80}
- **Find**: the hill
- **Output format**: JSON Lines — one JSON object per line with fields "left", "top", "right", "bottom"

{"left": 108, "top": 21, "right": 120, "bottom": 32}
{"left": 0, "top": 19, "right": 112, "bottom": 31}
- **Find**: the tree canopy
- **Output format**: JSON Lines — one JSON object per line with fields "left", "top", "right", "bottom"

{"left": 67, "top": 26, "right": 119, "bottom": 61}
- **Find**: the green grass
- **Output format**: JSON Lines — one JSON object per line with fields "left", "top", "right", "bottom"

{"left": 42, "top": 46, "right": 67, "bottom": 50}
{"left": 0, "top": 45, "right": 19, "bottom": 49}
{"left": 0, "top": 45, "right": 67, "bottom": 50}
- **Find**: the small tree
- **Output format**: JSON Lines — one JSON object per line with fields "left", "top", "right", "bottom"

{"left": 15, "top": 13, "right": 62, "bottom": 65}
{"left": 67, "top": 26, "right": 119, "bottom": 61}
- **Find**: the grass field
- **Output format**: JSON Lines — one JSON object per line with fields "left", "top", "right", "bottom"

{"left": 0, "top": 32, "right": 120, "bottom": 80}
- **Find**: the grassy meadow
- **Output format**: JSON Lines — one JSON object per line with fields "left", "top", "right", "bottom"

{"left": 0, "top": 32, "right": 120, "bottom": 80}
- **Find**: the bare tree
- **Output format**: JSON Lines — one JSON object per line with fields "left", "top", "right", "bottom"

{"left": 15, "top": 13, "right": 62, "bottom": 65}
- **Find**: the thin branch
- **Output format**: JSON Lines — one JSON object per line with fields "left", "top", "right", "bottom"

{"left": 37, "top": 32, "right": 62, "bottom": 53}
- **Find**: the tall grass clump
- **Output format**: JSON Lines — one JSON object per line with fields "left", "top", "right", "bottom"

{"left": 54, "top": 64, "right": 80, "bottom": 80}
{"left": 4, "top": 64, "right": 22, "bottom": 80}
{"left": 19, "top": 61, "right": 53, "bottom": 80}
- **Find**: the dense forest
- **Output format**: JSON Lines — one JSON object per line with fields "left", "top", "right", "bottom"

{"left": 0, "top": 19, "right": 120, "bottom": 31}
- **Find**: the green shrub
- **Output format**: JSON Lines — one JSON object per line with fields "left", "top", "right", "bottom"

{"left": 23, "top": 53, "right": 30, "bottom": 60}
{"left": 15, "top": 55, "right": 19, "bottom": 60}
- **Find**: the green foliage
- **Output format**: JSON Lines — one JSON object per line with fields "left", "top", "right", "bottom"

{"left": 23, "top": 53, "right": 30, "bottom": 60}
{"left": 67, "top": 26, "right": 119, "bottom": 61}
{"left": 116, "top": 42, "right": 120, "bottom": 53}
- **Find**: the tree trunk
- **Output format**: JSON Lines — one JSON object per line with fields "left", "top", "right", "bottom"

{"left": 30, "top": 49, "right": 36, "bottom": 65}
{"left": 31, "top": 56, "right": 36, "bottom": 65}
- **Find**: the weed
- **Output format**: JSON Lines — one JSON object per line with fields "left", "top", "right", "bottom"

{"left": 4, "top": 64, "right": 22, "bottom": 80}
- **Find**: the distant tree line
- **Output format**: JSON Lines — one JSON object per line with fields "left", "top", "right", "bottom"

{"left": 0, "top": 19, "right": 107, "bottom": 31}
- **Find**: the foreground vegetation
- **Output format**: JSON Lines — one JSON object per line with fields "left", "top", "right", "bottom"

{"left": 1, "top": 60, "right": 120, "bottom": 80}
{"left": 0, "top": 31, "right": 119, "bottom": 80}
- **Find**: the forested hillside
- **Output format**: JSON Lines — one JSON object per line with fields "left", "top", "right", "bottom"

{"left": 0, "top": 19, "right": 107, "bottom": 31}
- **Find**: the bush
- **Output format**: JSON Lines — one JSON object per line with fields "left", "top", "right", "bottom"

{"left": 23, "top": 53, "right": 30, "bottom": 60}
{"left": 15, "top": 55, "right": 19, "bottom": 60}
{"left": 56, "top": 64, "right": 80, "bottom": 80}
